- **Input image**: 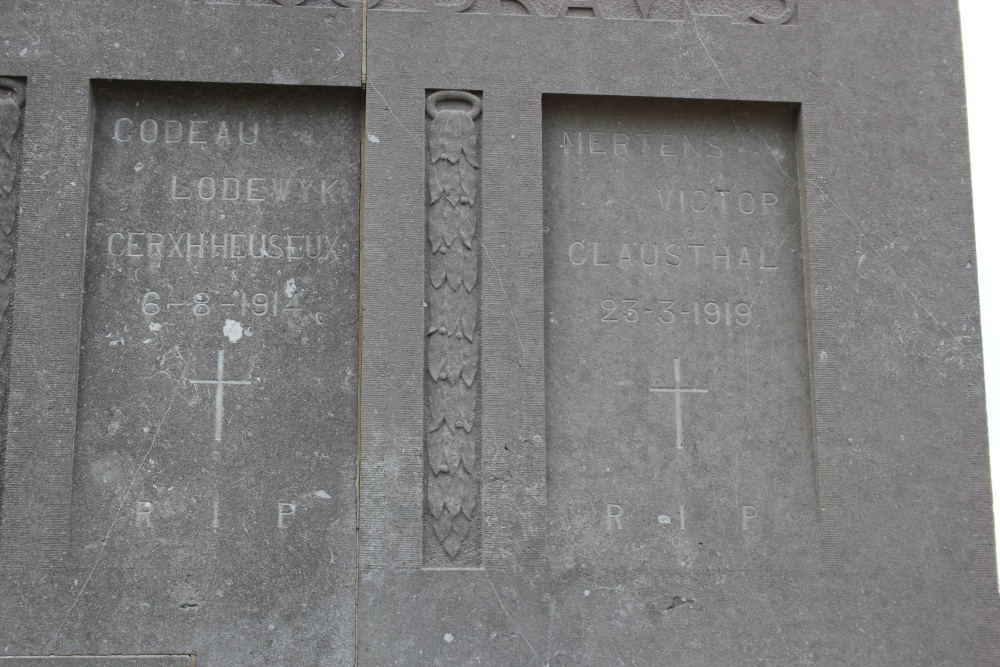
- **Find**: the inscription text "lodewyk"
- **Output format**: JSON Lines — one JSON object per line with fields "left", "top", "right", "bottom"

{"left": 170, "top": 176, "right": 343, "bottom": 204}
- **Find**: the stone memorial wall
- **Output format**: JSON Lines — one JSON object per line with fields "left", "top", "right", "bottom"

{"left": 0, "top": 1, "right": 997, "bottom": 665}
{"left": 70, "top": 81, "right": 359, "bottom": 663}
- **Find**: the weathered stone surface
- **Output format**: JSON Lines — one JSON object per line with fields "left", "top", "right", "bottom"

{"left": 358, "top": 3, "right": 999, "bottom": 665}
{"left": 0, "top": 1, "right": 995, "bottom": 665}
{"left": 543, "top": 94, "right": 815, "bottom": 664}
{"left": 69, "top": 81, "right": 358, "bottom": 664}
{"left": 0, "top": 659, "right": 191, "bottom": 667}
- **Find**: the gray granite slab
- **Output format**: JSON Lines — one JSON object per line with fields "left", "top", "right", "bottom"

{"left": 68, "top": 81, "right": 358, "bottom": 664}
{"left": 359, "top": 2, "right": 1000, "bottom": 665}
{"left": 0, "top": 1, "right": 995, "bottom": 665}
{"left": 0, "top": 80, "right": 360, "bottom": 664}
{"left": 542, "top": 93, "right": 816, "bottom": 664}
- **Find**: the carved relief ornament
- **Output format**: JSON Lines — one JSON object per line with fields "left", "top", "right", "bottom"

{"left": 425, "top": 90, "right": 481, "bottom": 561}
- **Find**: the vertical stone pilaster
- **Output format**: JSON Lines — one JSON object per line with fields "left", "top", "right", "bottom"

{"left": 424, "top": 90, "right": 482, "bottom": 566}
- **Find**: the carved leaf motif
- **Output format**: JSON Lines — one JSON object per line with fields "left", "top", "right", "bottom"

{"left": 432, "top": 159, "right": 464, "bottom": 204}
{"left": 461, "top": 118, "right": 478, "bottom": 168}
{"left": 429, "top": 172, "right": 444, "bottom": 206}
{"left": 462, "top": 335, "right": 479, "bottom": 387}
{"left": 426, "top": 432, "right": 449, "bottom": 474}
{"left": 0, "top": 236, "right": 13, "bottom": 279}
{"left": 0, "top": 318, "right": 8, "bottom": 365}
{"left": 459, "top": 160, "right": 478, "bottom": 204}
{"left": 427, "top": 198, "right": 460, "bottom": 249}
{"left": 456, "top": 202, "right": 477, "bottom": 248}
{"left": 426, "top": 92, "right": 481, "bottom": 561}
{"left": 430, "top": 109, "right": 473, "bottom": 165}
{"left": 0, "top": 79, "right": 21, "bottom": 445}
{"left": 426, "top": 328, "right": 451, "bottom": 382}
{"left": 427, "top": 380, "right": 475, "bottom": 432}
{"left": 635, "top": 0, "right": 655, "bottom": 18}
{"left": 444, "top": 241, "right": 474, "bottom": 290}
{"left": 0, "top": 97, "right": 20, "bottom": 157}
{"left": 0, "top": 153, "right": 15, "bottom": 197}
{"left": 428, "top": 250, "right": 448, "bottom": 290}
{"left": 428, "top": 471, "right": 447, "bottom": 512}
{"left": 0, "top": 282, "right": 12, "bottom": 312}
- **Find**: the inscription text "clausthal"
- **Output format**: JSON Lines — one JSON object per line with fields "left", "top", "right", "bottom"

{"left": 569, "top": 241, "right": 778, "bottom": 271}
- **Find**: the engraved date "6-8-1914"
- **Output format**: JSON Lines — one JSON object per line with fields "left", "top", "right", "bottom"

{"left": 142, "top": 289, "right": 324, "bottom": 322}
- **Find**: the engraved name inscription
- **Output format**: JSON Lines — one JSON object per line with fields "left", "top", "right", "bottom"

{"left": 113, "top": 117, "right": 259, "bottom": 145}
{"left": 107, "top": 231, "right": 343, "bottom": 260}
{"left": 544, "top": 96, "right": 815, "bottom": 575}
{"left": 568, "top": 242, "right": 779, "bottom": 270}
{"left": 169, "top": 175, "right": 343, "bottom": 203}
{"left": 74, "top": 84, "right": 359, "bottom": 641}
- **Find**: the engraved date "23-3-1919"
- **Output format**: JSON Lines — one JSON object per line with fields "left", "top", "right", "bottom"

{"left": 601, "top": 298, "right": 752, "bottom": 326}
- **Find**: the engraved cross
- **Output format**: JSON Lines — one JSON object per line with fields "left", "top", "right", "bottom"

{"left": 649, "top": 358, "right": 708, "bottom": 450}
{"left": 190, "top": 349, "right": 252, "bottom": 441}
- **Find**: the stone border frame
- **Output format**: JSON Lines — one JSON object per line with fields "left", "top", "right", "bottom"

{"left": 360, "top": 3, "right": 817, "bottom": 574}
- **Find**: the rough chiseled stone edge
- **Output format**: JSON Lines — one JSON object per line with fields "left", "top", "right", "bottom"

{"left": 0, "top": 77, "right": 25, "bottom": 556}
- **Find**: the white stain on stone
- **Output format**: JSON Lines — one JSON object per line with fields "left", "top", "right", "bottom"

{"left": 149, "top": 322, "right": 162, "bottom": 332}
{"left": 313, "top": 490, "right": 331, "bottom": 499}
{"left": 223, "top": 319, "right": 244, "bottom": 342}
{"left": 658, "top": 515, "right": 672, "bottom": 525}
{"left": 367, "top": 133, "right": 380, "bottom": 144}
{"left": 443, "top": 633, "right": 454, "bottom": 643}
{"left": 583, "top": 589, "right": 591, "bottom": 597}
{"left": 285, "top": 278, "right": 297, "bottom": 298}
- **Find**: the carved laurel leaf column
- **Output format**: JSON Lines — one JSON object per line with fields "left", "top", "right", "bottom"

{"left": 424, "top": 90, "right": 481, "bottom": 565}
{"left": 0, "top": 78, "right": 24, "bottom": 522}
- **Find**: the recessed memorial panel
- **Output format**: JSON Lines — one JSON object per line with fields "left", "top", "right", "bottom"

{"left": 544, "top": 95, "right": 815, "bottom": 572}
{"left": 70, "top": 82, "right": 360, "bottom": 663}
